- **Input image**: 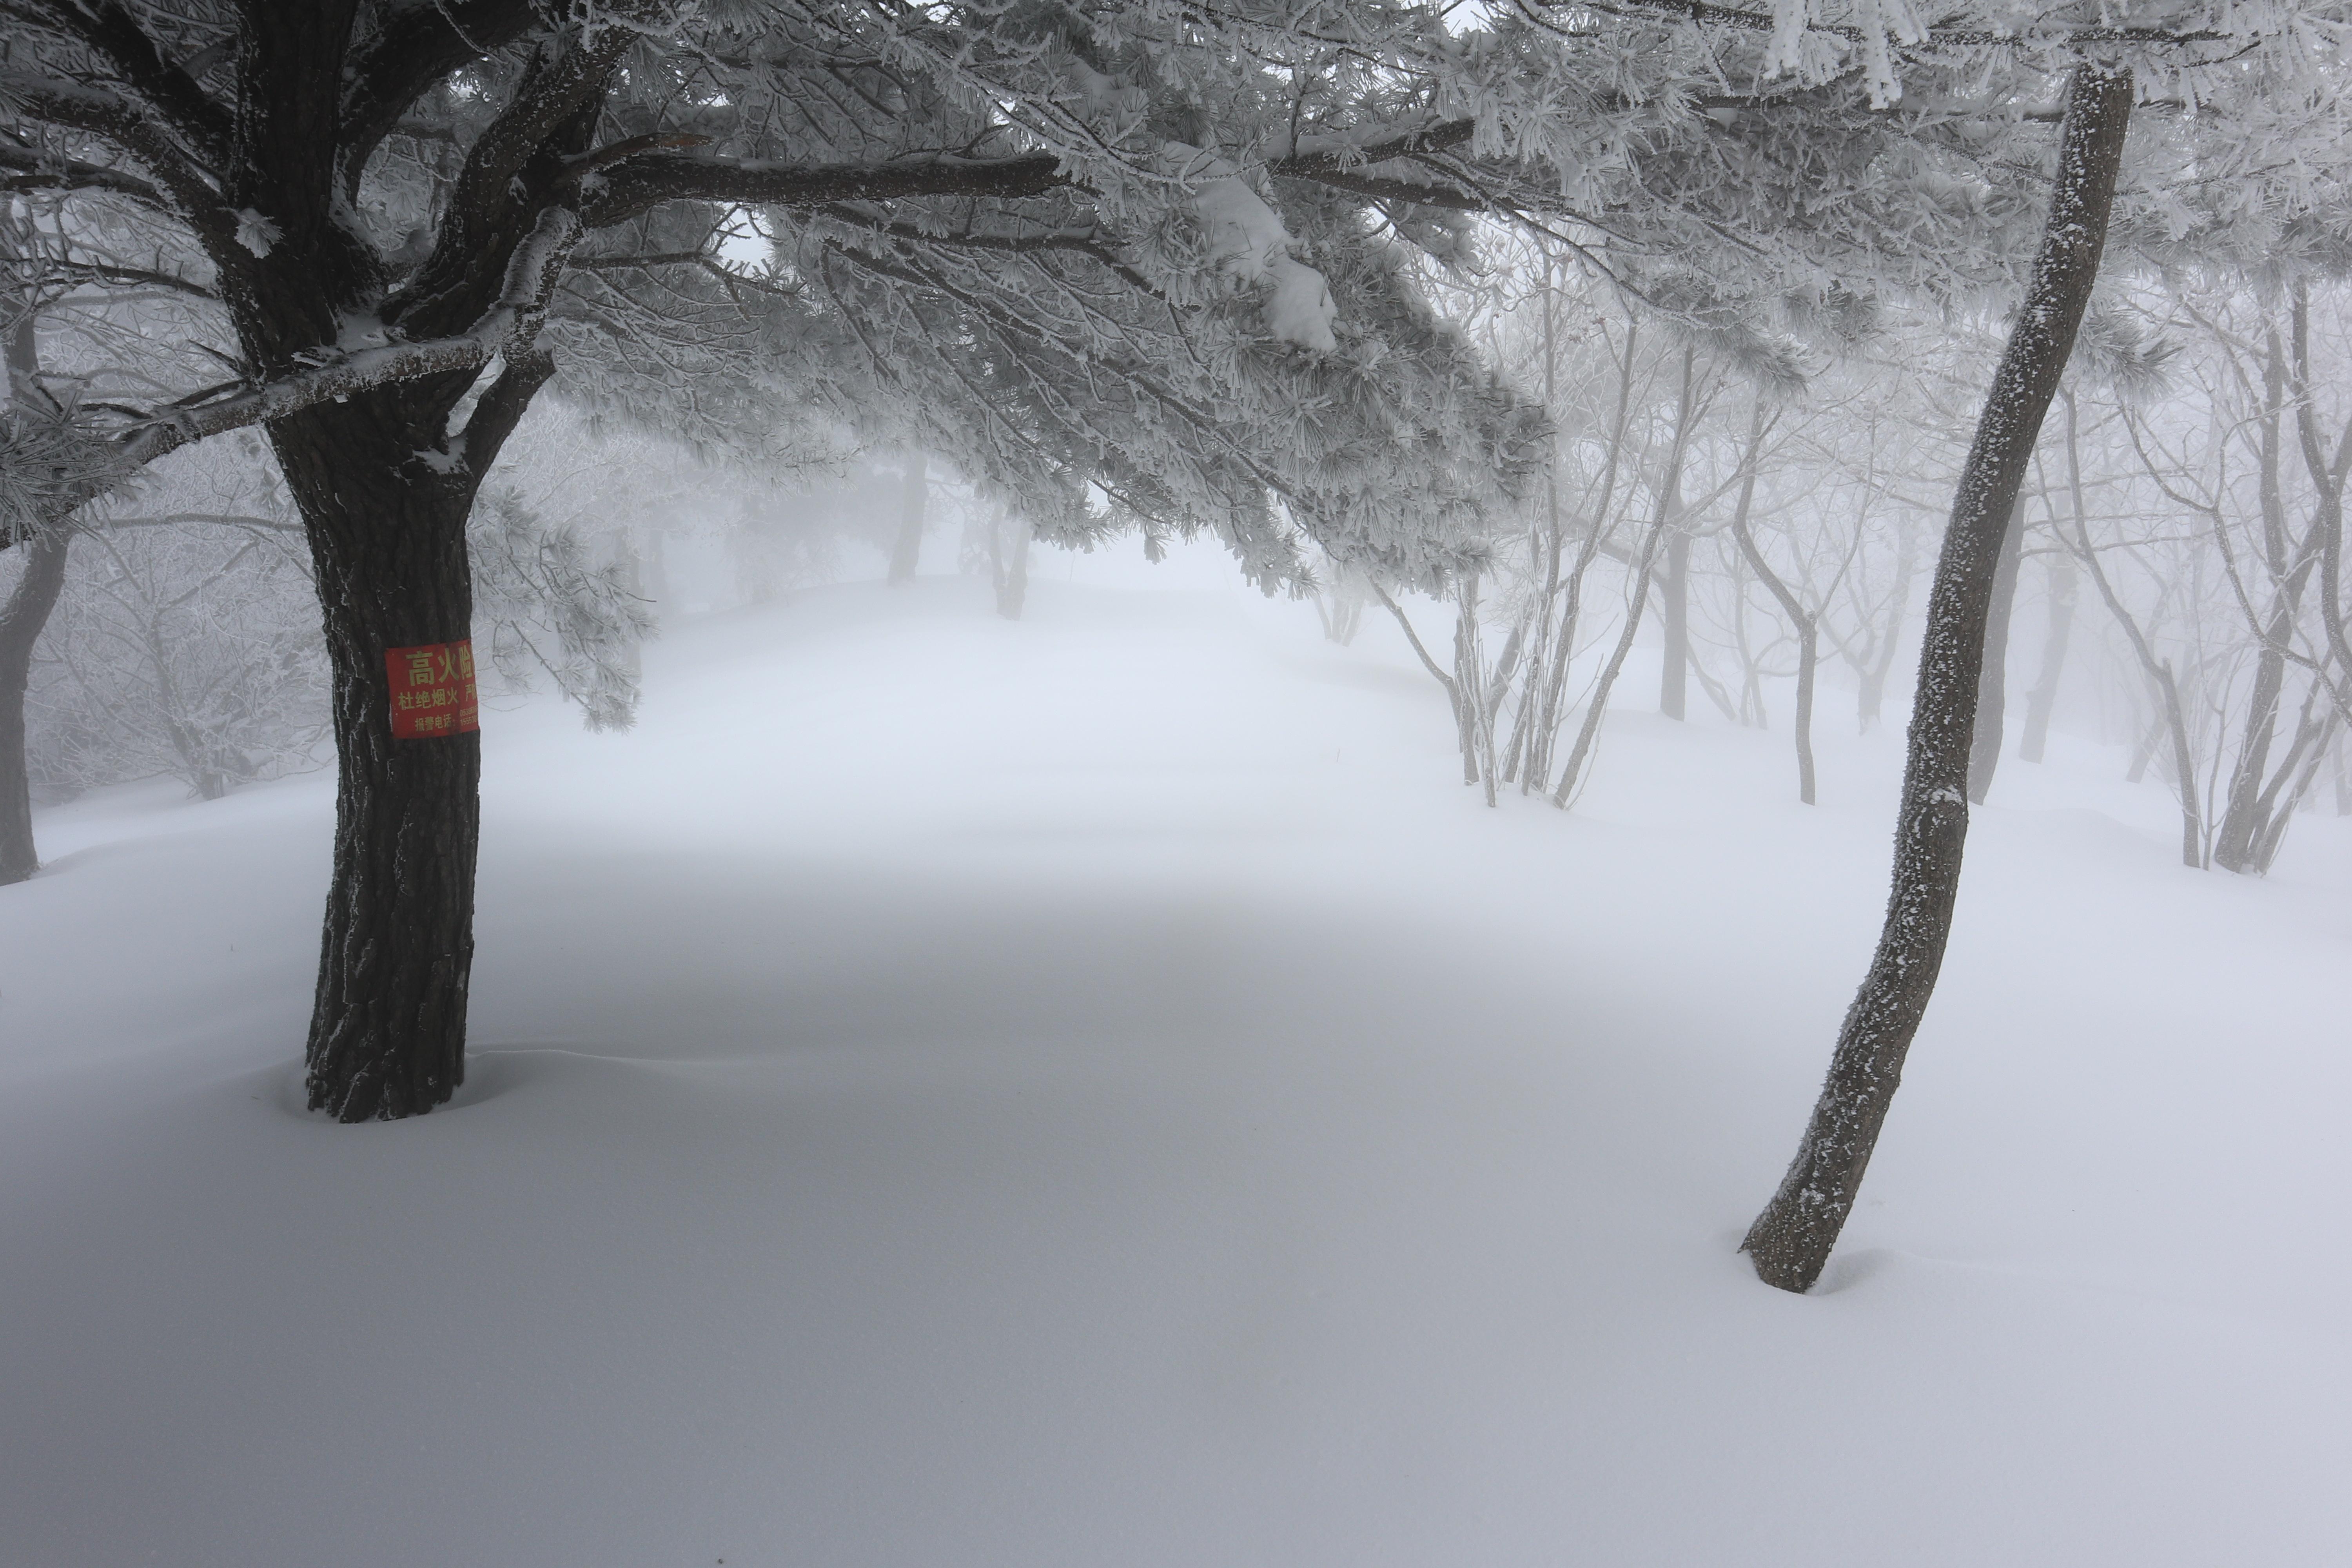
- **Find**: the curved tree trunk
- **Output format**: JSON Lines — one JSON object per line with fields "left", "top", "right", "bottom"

{"left": 0, "top": 524, "right": 71, "bottom": 886}
{"left": 1743, "top": 64, "right": 2134, "bottom": 1294}
{"left": 275, "top": 395, "right": 490, "bottom": 1122}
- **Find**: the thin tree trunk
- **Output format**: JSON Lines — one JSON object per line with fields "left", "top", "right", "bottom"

{"left": 2018, "top": 545, "right": 2076, "bottom": 763}
{"left": 2215, "top": 335, "right": 2301, "bottom": 869}
{"left": 2288, "top": 280, "right": 2352, "bottom": 730}
{"left": 889, "top": 454, "right": 926, "bottom": 585}
{"left": 2074, "top": 513, "right": 2203, "bottom": 862}
{"left": 1515, "top": 263, "right": 1566, "bottom": 785}
{"left": 1528, "top": 318, "right": 1637, "bottom": 791}
{"left": 1743, "top": 64, "right": 2134, "bottom": 1294}
{"left": 1552, "top": 345, "right": 1698, "bottom": 806}
{"left": 2245, "top": 695, "right": 2334, "bottom": 875}
{"left": 1856, "top": 523, "right": 1917, "bottom": 735}
{"left": 1659, "top": 526, "right": 1690, "bottom": 720}
{"left": 994, "top": 510, "right": 1031, "bottom": 619}
{"left": 1656, "top": 345, "right": 1699, "bottom": 724}
{"left": 1724, "top": 404, "right": 1817, "bottom": 804}
{"left": 1, "top": 311, "right": 72, "bottom": 885}
{"left": 1456, "top": 575, "right": 1499, "bottom": 804}
{"left": 0, "top": 523, "right": 71, "bottom": 885}
{"left": 2125, "top": 688, "right": 2161, "bottom": 783}
{"left": 1372, "top": 581, "right": 1466, "bottom": 758}
{"left": 1552, "top": 512, "right": 1670, "bottom": 807}
{"left": 2215, "top": 637, "right": 2293, "bottom": 870}
{"left": 1794, "top": 615, "right": 1818, "bottom": 803}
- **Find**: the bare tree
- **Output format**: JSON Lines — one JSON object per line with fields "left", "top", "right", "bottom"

{"left": 1744, "top": 64, "right": 2136, "bottom": 1294}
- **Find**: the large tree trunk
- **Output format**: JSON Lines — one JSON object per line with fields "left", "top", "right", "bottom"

{"left": 1965, "top": 494, "right": 2028, "bottom": 802}
{"left": 1742, "top": 64, "right": 2133, "bottom": 1294}
{"left": 274, "top": 397, "right": 485, "bottom": 1122}
{"left": 0, "top": 523, "right": 71, "bottom": 886}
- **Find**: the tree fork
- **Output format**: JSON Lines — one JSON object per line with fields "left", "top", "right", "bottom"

{"left": 1742, "top": 63, "right": 2133, "bottom": 1294}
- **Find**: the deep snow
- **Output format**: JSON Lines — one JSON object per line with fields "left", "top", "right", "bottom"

{"left": 3, "top": 555, "right": 2347, "bottom": 1567}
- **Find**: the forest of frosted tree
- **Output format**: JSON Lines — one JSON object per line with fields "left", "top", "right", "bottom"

{"left": 2, "top": 4, "right": 2348, "bottom": 1563}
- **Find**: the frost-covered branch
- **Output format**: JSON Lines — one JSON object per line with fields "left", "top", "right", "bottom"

{"left": 5, "top": 205, "right": 581, "bottom": 545}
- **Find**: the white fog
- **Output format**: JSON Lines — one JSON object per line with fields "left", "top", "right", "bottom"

{"left": 2, "top": 4, "right": 2347, "bottom": 1565}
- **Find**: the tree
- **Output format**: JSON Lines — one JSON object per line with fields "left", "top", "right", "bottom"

{"left": 12, "top": 1, "right": 2324, "bottom": 1134}
{"left": 1744, "top": 58, "right": 2136, "bottom": 1291}
{"left": 0, "top": 2, "right": 1557, "bottom": 1117}
{"left": 1739, "top": 0, "right": 2352, "bottom": 1284}
{"left": 0, "top": 316, "right": 73, "bottom": 882}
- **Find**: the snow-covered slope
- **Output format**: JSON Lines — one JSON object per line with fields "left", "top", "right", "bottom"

{"left": 4, "top": 568, "right": 2346, "bottom": 1568}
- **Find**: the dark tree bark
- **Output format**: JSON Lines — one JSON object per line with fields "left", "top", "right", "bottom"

{"left": 1743, "top": 64, "right": 2134, "bottom": 1294}
{"left": 1965, "top": 494, "right": 2028, "bottom": 802}
{"left": 888, "top": 455, "right": 926, "bottom": 585}
{"left": 0, "top": 523, "right": 71, "bottom": 886}
{"left": 274, "top": 388, "right": 507, "bottom": 1120}
{"left": 0, "top": 4, "right": 1603, "bottom": 1125}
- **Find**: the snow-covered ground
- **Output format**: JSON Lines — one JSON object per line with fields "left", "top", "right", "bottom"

{"left": 4, "top": 553, "right": 2347, "bottom": 1568}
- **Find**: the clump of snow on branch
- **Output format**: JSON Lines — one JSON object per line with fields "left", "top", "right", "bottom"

{"left": 1166, "top": 144, "right": 1338, "bottom": 353}
{"left": 1763, "top": 0, "right": 1926, "bottom": 106}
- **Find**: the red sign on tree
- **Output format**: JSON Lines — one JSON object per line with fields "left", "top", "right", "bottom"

{"left": 386, "top": 640, "right": 480, "bottom": 740}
